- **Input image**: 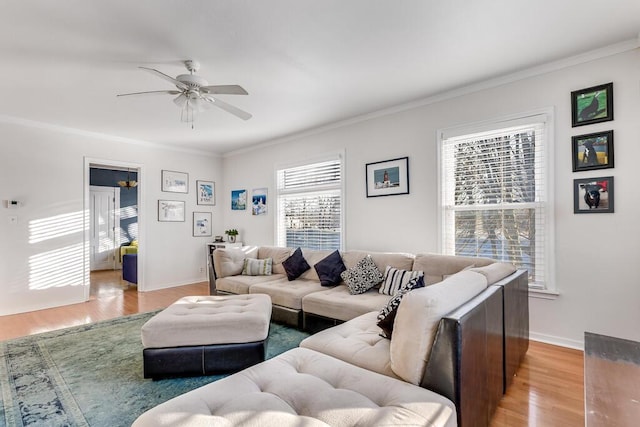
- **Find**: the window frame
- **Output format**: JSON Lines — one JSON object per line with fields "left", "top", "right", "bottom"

{"left": 274, "top": 152, "right": 345, "bottom": 251}
{"left": 437, "top": 108, "right": 556, "bottom": 294}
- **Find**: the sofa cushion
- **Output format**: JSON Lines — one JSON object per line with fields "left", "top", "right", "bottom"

{"left": 314, "top": 250, "right": 347, "bottom": 286}
{"left": 249, "top": 277, "right": 324, "bottom": 310}
{"left": 216, "top": 274, "right": 284, "bottom": 294}
{"left": 390, "top": 270, "right": 488, "bottom": 385}
{"left": 298, "top": 249, "right": 334, "bottom": 281}
{"left": 412, "top": 253, "right": 495, "bottom": 285}
{"left": 341, "top": 255, "right": 383, "bottom": 295}
{"left": 242, "top": 257, "right": 273, "bottom": 276}
{"left": 379, "top": 266, "right": 424, "bottom": 295}
{"left": 258, "top": 246, "right": 292, "bottom": 275}
{"left": 132, "top": 347, "right": 457, "bottom": 427}
{"left": 377, "top": 275, "right": 426, "bottom": 338}
{"left": 343, "top": 250, "right": 415, "bottom": 273}
{"left": 300, "top": 312, "right": 397, "bottom": 379}
{"left": 470, "top": 262, "right": 517, "bottom": 285}
{"left": 282, "top": 247, "right": 311, "bottom": 280}
{"left": 212, "top": 246, "right": 258, "bottom": 278}
{"left": 302, "top": 286, "right": 391, "bottom": 322}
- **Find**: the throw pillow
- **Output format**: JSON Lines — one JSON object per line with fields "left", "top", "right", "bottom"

{"left": 314, "top": 250, "right": 347, "bottom": 287}
{"left": 242, "top": 258, "right": 273, "bottom": 276}
{"left": 377, "top": 275, "right": 425, "bottom": 339}
{"left": 282, "top": 248, "right": 311, "bottom": 281}
{"left": 341, "top": 255, "right": 384, "bottom": 295}
{"left": 379, "top": 266, "right": 424, "bottom": 295}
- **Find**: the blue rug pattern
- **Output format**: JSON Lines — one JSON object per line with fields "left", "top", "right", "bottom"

{"left": 0, "top": 311, "right": 309, "bottom": 427}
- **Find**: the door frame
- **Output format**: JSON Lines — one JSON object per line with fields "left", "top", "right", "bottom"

{"left": 89, "top": 185, "right": 121, "bottom": 271}
{"left": 83, "top": 157, "right": 145, "bottom": 300}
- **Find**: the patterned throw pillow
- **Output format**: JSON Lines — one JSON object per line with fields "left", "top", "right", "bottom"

{"left": 341, "top": 255, "right": 384, "bottom": 295}
{"left": 314, "top": 250, "right": 347, "bottom": 286}
{"left": 379, "top": 266, "right": 424, "bottom": 295}
{"left": 242, "top": 258, "right": 273, "bottom": 276}
{"left": 282, "top": 248, "right": 311, "bottom": 281}
{"left": 377, "top": 276, "right": 425, "bottom": 338}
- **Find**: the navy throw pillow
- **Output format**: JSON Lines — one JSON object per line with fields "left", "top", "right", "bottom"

{"left": 314, "top": 250, "right": 346, "bottom": 287}
{"left": 282, "top": 247, "right": 311, "bottom": 281}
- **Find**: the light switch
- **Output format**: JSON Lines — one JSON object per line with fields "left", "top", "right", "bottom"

{"left": 8, "top": 216, "right": 17, "bottom": 225}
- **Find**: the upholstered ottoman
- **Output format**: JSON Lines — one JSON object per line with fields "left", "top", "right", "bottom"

{"left": 132, "top": 347, "right": 457, "bottom": 427}
{"left": 141, "top": 294, "right": 272, "bottom": 379}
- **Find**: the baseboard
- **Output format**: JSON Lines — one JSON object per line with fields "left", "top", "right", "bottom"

{"left": 530, "top": 332, "right": 584, "bottom": 350}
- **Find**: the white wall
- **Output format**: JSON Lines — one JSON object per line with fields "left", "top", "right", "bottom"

{"left": 223, "top": 48, "right": 640, "bottom": 348}
{"left": 0, "top": 121, "right": 221, "bottom": 315}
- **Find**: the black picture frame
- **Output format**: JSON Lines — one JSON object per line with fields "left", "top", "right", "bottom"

{"left": 571, "top": 82, "right": 613, "bottom": 127}
{"left": 365, "top": 157, "right": 409, "bottom": 197}
{"left": 571, "top": 130, "right": 614, "bottom": 172}
{"left": 573, "top": 176, "right": 614, "bottom": 214}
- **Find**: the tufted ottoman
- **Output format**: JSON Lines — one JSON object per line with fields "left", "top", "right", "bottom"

{"left": 141, "top": 294, "right": 272, "bottom": 379}
{"left": 132, "top": 347, "right": 456, "bottom": 427}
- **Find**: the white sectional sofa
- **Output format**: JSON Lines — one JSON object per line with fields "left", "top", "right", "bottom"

{"left": 133, "top": 246, "right": 529, "bottom": 427}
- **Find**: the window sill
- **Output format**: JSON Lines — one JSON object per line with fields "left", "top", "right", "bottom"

{"left": 528, "top": 288, "right": 560, "bottom": 300}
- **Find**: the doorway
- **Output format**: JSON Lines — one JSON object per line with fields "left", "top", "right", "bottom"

{"left": 83, "top": 158, "right": 145, "bottom": 301}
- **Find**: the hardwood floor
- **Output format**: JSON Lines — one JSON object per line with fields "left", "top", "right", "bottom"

{"left": 0, "top": 271, "right": 585, "bottom": 426}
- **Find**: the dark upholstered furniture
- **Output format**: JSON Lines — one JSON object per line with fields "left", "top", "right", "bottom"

{"left": 122, "top": 253, "right": 137, "bottom": 284}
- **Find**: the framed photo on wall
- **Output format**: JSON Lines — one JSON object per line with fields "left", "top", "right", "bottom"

{"left": 365, "top": 157, "right": 409, "bottom": 197}
{"left": 193, "top": 212, "right": 212, "bottom": 237}
{"left": 231, "top": 189, "right": 247, "bottom": 210}
{"left": 158, "top": 200, "right": 186, "bottom": 222}
{"left": 252, "top": 188, "right": 268, "bottom": 215}
{"left": 196, "top": 180, "right": 215, "bottom": 205}
{"left": 162, "top": 170, "right": 189, "bottom": 193}
{"left": 571, "top": 82, "right": 613, "bottom": 127}
{"left": 573, "top": 176, "right": 614, "bottom": 214}
{"left": 572, "top": 131, "right": 614, "bottom": 172}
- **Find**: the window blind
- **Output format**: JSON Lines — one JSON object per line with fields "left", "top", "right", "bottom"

{"left": 441, "top": 119, "right": 548, "bottom": 288}
{"left": 276, "top": 158, "right": 342, "bottom": 250}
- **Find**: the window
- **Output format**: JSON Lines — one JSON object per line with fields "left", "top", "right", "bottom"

{"left": 439, "top": 111, "right": 554, "bottom": 290}
{"left": 276, "top": 155, "right": 343, "bottom": 250}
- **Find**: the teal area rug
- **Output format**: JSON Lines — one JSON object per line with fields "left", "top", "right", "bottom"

{"left": 0, "top": 311, "right": 309, "bottom": 427}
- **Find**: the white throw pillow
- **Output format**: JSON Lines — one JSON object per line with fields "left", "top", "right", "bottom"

{"left": 379, "top": 266, "right": 424, "bottom": 295}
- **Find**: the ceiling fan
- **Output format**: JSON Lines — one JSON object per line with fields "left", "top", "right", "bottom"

{"left": 117, "top": 60, "right": 251, "bottom": 123}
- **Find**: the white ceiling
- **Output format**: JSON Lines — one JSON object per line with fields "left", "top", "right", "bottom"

{"left": 1, "top": 1, "right": 639, "bottom": 155}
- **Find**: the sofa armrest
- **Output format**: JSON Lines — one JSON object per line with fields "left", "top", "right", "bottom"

{"left": 421, "top": 285, "right": 503, "bottom": 427}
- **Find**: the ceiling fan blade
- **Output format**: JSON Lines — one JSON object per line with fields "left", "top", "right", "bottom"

{"left": 205, "top": 96, "right": 252, "bottom": 120}
{"left": 139, "top": 67, "right": 188, "bottom": 90}
{"left": 200, "top": 85, "right": 248, "bottom": 95}
{"left": 117, "top": 90, "right": 181, "bottom": 97}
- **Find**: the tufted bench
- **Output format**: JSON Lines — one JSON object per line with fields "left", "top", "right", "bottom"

{"left": 132, "top": 347, "right": 457, "bottom": 427}
{"left": 141, "top": 294, "right": 272, "bottom": 379}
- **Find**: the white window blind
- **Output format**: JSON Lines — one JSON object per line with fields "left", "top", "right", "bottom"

{"left": 440, "top": 114, "right": 551, "bottom": 289}
{"left": 276, "top": 157, "right": 343, "bottom": 250}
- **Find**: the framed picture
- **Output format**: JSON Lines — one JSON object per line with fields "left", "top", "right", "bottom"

{"left": 231, "top": 189, "right": 247, "bottom": 210}
{"left": 571, "top": 82, "right": 613, "bottom": 127}
{"left": 158, "top": 200, "right": 185, "bottom": 222}
{"left": 193, "top": 212, "right": 212, "bottom": 237}
{"left": 572, "top": 130, "right": 614, "bottom": 172}
{"left": 365, "top": 157, "right": 409, "bottom": 197}
{"left": 252, "top": 188, "right": 268, "bottom": 216}
{"left": 196, "top": 180, "right": 215, "bottom": 205}
{"left": 573, "top": 176, "right": 614, "bottom": 214}
{"left": 162, "top": 170, "right": 189, "bottom": 193}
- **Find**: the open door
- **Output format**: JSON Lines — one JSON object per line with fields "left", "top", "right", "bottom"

{"left": 89, "top": 185, "right": 120, "bottom": 271}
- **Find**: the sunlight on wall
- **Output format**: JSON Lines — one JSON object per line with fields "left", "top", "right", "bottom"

{"left": 120, "top": 205, "right": 138, "bottom": 220}
{"left": 29, "top": 211, "right": 85, "bottom": 244}
{"left": 29, "top": 243, "right": 85, "bottom": 290}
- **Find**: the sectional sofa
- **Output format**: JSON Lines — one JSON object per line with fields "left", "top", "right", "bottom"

{"left": 134, "top": 246, "right": 529, "bottom": 427}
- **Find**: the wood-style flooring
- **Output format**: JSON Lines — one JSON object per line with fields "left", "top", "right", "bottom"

{"left": 0, "top": 270, "right": 585, "bottom": 426}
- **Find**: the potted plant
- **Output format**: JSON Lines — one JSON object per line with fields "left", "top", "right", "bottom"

{"left": 225, "top": 228, "right": 239, "bottom": 243}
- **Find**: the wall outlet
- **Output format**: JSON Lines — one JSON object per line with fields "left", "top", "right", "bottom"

{"left": 199, "top": 267, "right": 205, "bottom": 273}
{"left": 8, "top": 216, "right": 18, "bottom": 225}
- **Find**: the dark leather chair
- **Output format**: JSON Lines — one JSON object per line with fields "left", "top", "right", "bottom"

{"left": 122, "top": 253, "right": 138, "bottom": 284}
